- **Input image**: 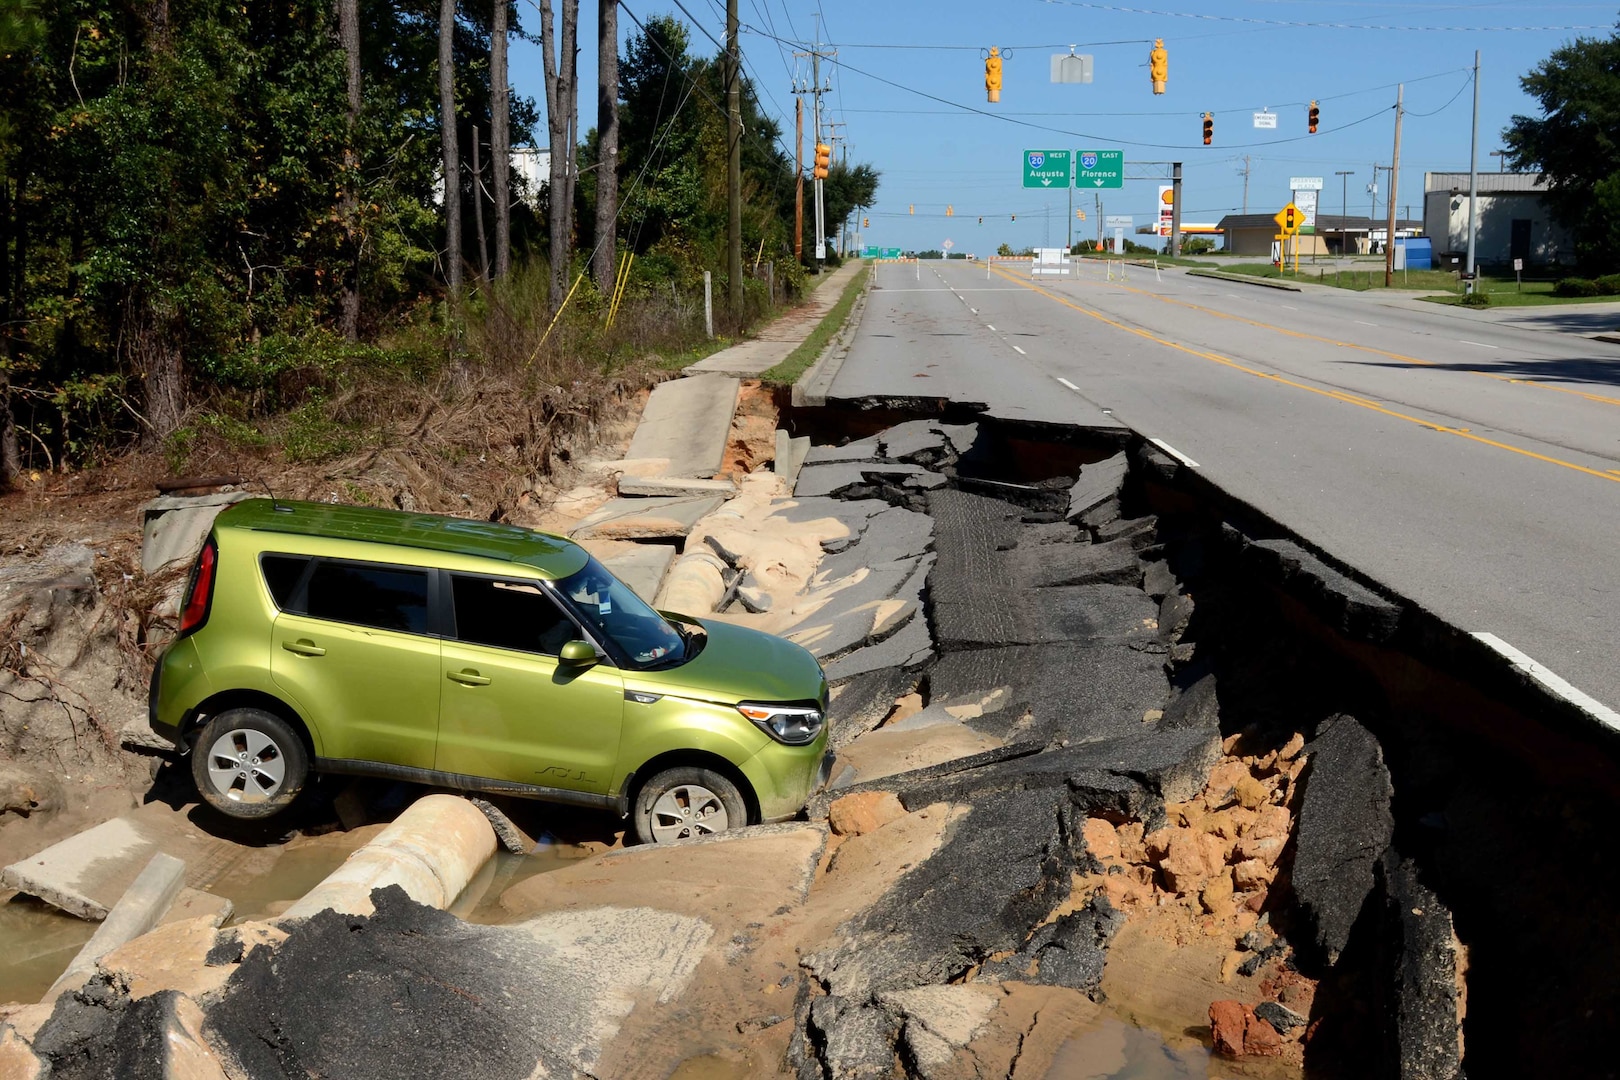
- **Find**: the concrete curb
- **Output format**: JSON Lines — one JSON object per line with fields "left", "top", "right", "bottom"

{"left": 793, "top": 269, "right": 874, "bottom": 408}
{"left": 1186, "top": 269, "right": 1303, "bottom": 292}
{"left": 44, "top": 852, "right": 186, "bottom": 1001}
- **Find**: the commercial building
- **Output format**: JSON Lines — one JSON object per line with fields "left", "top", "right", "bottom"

{"left": 1421, "top": 172, "right": 1572, "bottom": 268}
{"left": 1213, "top": 213, "right": 1422, "bottom": 257}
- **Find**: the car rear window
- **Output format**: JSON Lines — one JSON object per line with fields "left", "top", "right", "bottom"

{"left": 260, "top": 555, "right": 310, "bottom": 609}
{"left": 302, "top": 561, "right": 430, "bottom": 635}
{"left": 451, "top": 575, "right": 577, "bottom": 655}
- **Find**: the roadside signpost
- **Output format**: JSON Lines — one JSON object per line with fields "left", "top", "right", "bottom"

{"left": 1023, "top": 150, "right": 1072, "bottom": 189}
{"left": 1076, "top": 150, "right": 1124, "bottom": 189}
{"left": 1274, "top": 203, "right": 1302, "bottom": 272}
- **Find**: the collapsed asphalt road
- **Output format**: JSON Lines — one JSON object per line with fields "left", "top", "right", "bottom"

{"left": 8, "top": 411, "right": 1620, "bottom": 1079}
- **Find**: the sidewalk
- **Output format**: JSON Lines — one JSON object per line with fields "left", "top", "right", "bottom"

{"left": 683, "top": 260, "right": 867, "bottom": 377}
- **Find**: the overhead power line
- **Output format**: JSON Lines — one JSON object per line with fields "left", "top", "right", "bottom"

{"left": 1028, "top": 0, "right": 1611, "bottom": 33}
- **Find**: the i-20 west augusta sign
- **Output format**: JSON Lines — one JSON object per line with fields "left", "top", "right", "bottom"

{"left": 1023, "top": 149, "right": 1072, "bottom": 188}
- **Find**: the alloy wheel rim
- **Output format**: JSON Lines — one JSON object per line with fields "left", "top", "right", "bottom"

{"left": 648, "top": 784, "right": 729, "bottom": 843}
{"left": 204, "top": 727, "right": 287, "bottom": 803}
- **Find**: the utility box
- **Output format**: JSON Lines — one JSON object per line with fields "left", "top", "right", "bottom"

{"left": 1395, "top": 237, "right": 1433, "bottom": 271}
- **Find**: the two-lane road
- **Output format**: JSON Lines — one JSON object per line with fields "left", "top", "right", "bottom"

{"left": 829, "top": 259, "right": 1620, "bottom": 719}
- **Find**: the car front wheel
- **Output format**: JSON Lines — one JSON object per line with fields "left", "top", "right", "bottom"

{"left": 632, "top": 767, "right": 748, "bottom": 845}
{"left": 191, "top": 707, "right": 309, "bottom": 819}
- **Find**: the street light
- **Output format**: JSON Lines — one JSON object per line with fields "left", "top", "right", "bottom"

{"left": 1489, "top": 150, "right": 1507, "bottom": 172}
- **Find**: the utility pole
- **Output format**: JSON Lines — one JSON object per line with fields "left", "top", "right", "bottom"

{"left": 1170, "top": 161, "right": 1183, "bottom": 257}
{"left": 1464, "top": 49, "right": 1481, "bottom": 294}
{"left": 725, "top": 0, "right": 742, "bottom": 317}
{"left": 794, "top": 97, "right": 803, "bottom": 260}
{"left": 1335, "top": 170, "right": 1353, "bottom": 255}
{"left": 1385, "top": 84, "right": 1403, "bottom": 287}
{"left": 1239, "top": 155, "right": 1251, "bottom": 215}
{"left": 794, "top": 22, "right": 833, "bottom": 269}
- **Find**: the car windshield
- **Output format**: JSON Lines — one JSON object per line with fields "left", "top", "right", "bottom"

{"left": 556, "top": 556, "right": 686, "bottom": 667}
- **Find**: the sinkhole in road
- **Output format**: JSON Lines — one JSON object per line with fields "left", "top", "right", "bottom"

{"left": 785, "top": 394, "right": 1620, "bottom": 1078}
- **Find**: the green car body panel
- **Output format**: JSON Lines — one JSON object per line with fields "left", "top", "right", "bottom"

{"left": 150, "top": 499, "right": 831, "bottom": 823}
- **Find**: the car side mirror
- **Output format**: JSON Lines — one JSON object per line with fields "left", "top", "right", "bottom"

{"left": 559, "top": 640, "right": 599, "bottom": 666}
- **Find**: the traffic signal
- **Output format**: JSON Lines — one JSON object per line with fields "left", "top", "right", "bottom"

{"left": 1308, "top": 100, "right": 1319, "bottom": 134}
{"left": 1202, "top": 112, "right": 1213, "bottom": 146}
{"left": 1149, "top": 39, "right": 1167, "bottom": 94}
{"left": 1076, "top": 209, "right": 1085, "bottom": 220}
{"left": 946, "top": 205, "right": 954, "bottom": 217}
{"left": 813, "top": 142, "right": 831, "bottom": 180}
{"left": 977, "top": 216, "right": 983, "bottom": 224}
{"left": 909, "top": 204, "right": 914, "bottom": 215}
{"left": 1011, "top": 214, "right": 1016, "bottom": 221}
{"left": 1284, "top": 205, "right": 1298, "bottom": 231}
{"left": 985, "top": 47, "right": 1003, "bottom": 104}
{"left": 863, "top": 217, "right": 870, "bottom": 228}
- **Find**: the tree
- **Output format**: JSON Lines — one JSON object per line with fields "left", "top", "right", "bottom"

{"left": 1504, "top": 31, "right": 1620, "bottom": 270}
{"left": 592, "top": 0, "right": 617, "bottom": 296}
{"left": 333, "top": 0, "right": 361, "bottom": 338}
{"left": 822, "top": 161, "right": 880, "bottom": 241}
{"left": 538, "top": 0, "right": 579, "bottom": 309}
{"left": 490, "top": 0, "right": 510, "bottom": 278}
{"left": 439, "top": 0, "right": 463, "bottom": 292}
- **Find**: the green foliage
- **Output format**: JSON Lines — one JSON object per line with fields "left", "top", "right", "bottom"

{"left": 1594, "top": 274, "right": 1620, "bottom": 295}
{"left": 996, "top": 243, "right": 1014, "bottom": 257}
{"left": 1181, "top": 237, "right": 1217, "bottom": 255}
{"left": 1554, "top": 277, "right": 1601, "bottom": 297}
{"left": 1504, "top": 31, "right": 1620, "bottom": 271}
{"left": 1458, "top": 290, "right": 1492, "bottom": 307}
{"left": 761, "top": 266, "right": 868, "bottom": 387}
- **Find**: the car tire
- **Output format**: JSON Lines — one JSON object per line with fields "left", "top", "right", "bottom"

{"left": 191, "top": 707, "right": 310, "bottom": 820}
{"left": 632, "top": 767, "right": 749, "bottom": 845}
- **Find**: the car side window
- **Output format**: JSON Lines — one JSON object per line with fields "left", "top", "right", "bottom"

{"left": 301, "top": 560, "right": 431, "bottom": 635}
{"left": 451, "top": 575, "right": 577, "bottom": 656}
{"left": 260, "top": 554, "right": 311, "bottom": 610}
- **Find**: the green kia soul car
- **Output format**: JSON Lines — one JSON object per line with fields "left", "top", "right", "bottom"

{"left": 148, "top": 499, "right": 832, "bottom": 844}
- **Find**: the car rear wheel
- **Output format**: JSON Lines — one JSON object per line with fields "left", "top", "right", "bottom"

{"left": 191, "top": 708, "right": 309, "bottom": 819}
{"left": 632, "top": 767, "right": 748, "bottom": 845}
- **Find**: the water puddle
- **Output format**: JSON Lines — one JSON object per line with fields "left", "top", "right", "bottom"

{"left": 0, "top": 896, "right": 97, "bottom": 1004}
{"left": 1045, "top": 1014, "right": 1301, "bottom": 1080}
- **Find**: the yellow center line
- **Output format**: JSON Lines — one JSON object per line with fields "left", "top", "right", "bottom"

{"left": 989, "top": 265, "right": 1620, "bottom": 487}
{"left": 1081, "top": 273, "right": 1620, "bottom": 408}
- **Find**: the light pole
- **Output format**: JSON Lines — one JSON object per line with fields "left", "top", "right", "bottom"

{"left": 1489, "top": 150, "right": 1507, "bottom": 172}
{"left": 1336, "top": 170, "right": 1353, "bottom": 256}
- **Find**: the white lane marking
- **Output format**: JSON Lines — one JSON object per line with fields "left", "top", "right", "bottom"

{"left": 1472, "top": 633, "right": 1620, "bottom": 734}
{"left": 1280, "top": 304, "right": 1298, "bottom": 310}
{"left": 1012, "top": 345, "right": 1027, "bottom": 355}
{"left": 1458, "top": 339, "right": 1501, "bottom": 349}
{"left": 970, "top": 308, "right": 978, "bottom": 314}
{"left": 986, "top": 324, "right": 997, "bottom": 331}
{"left": 1226, "top": 293, "right": 1240, "bottom": 298}
{"left": 1149, "top": 437, "right": 1200, "bottom": 468}
{"left": 1055, "top": 377, "right": 1080, "bottom": 391}
{"left": 1354, "top": 320, "right": 1379, "bottom": 326}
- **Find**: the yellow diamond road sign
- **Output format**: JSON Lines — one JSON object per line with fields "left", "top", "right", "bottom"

{"left": 1274, "top": 203, "right": 1302, "bottom": 236}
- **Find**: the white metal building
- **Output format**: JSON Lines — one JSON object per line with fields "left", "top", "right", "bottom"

{"left": 1422, "top": 172, "right": 1573, "bottom": 267}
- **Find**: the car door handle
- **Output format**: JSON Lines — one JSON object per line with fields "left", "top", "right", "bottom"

{"left": 281, "top": 639, "right": 326, "bottom": 657}
{"left": 447, "top": 669, "right": 491, "bottom": 687}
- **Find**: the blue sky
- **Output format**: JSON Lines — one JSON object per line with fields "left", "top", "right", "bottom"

{"left": 509, "top": 1, "right": 1619, "bottom": 253}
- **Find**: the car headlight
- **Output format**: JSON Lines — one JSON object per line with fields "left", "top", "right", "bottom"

{"left": 738, "top": 703, "right": 825, "bottom": 746}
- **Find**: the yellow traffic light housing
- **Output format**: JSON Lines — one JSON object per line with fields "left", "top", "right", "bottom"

{"left": 1202, "top": 112, "right": 1213, "bottom": 146}
{"left": 909, "top": 204, "right": 915, "bottom": 215}
{"left": 1308, "top": 101, "right": 1319, "bottom": 134}
{"left": 863, "top": 217, "right": 870, "bottom": 228}
{"left": 1149, "top": 39, "right": 1167, "bottom": 94}
{"left": 985, "top": 47, "right": 1003, "bottom": 104}
{"left": 813, "top": 142, "right": 831, "bottom": 180}
{"left": 946, "top": 205, "right": 954, "bottom": 217}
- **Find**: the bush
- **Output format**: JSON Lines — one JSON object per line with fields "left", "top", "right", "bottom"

{"left": 1182, "top": 237, "right": 1217, "bottom": 255}
{"left": 1459, "top": 290, "right": 1491, "bottom": 307}
{"left": 1554, "top": 277, "right": 1601, "bottom": 297}
{"left": 1595, "top": 274, "right": 1620, "bottom": 295}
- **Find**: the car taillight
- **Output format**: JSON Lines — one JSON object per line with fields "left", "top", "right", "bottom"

{"left": 179, "top": 539, "right": 217, "bottom": 636}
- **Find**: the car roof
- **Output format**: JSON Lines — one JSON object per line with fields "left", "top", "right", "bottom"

{"left": 215, "top": 498, "right": 588, "bottom": 577}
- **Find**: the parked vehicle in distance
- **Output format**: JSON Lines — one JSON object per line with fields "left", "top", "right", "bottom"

{"left": 149, "top": 499, "right": 832, "bottom": 844}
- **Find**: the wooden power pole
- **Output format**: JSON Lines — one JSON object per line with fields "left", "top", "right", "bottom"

{"left": 725, "top": 0, "right": 743, "bottom": 317}
{"left": 1385, "top": 83, "right": 1403, "bottom": 287}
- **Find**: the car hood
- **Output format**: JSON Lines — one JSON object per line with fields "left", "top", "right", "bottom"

{"left": 625, "top": 618, "right": 826, "bottom": 706}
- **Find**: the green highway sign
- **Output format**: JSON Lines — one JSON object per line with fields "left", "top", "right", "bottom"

{"left": 1076, "top": 149, "right": 1124, "bottom": 189}
{"left": 1023, "top": 149, "right": 1072, "bottom": 189}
